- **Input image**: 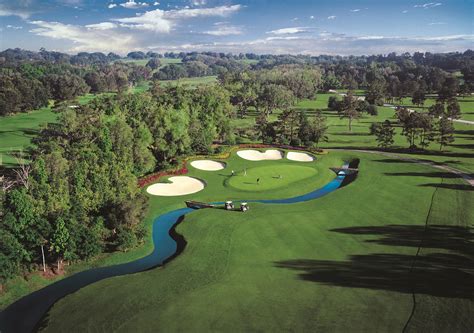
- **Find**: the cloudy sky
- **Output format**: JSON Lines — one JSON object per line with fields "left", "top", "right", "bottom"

{"left": 0, "top": 0, "right": 472, "bottom": 55}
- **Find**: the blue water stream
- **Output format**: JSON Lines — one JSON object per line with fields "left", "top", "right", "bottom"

{"left": 0, "top": 167, "right": 348, "bottom": 333}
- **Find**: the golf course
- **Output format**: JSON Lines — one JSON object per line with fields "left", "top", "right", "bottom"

{"left": 1, "top": 147, "right": 472, "bottom": 332}
{"left": 1, "top": 7, "right": 474, "bottom": 330}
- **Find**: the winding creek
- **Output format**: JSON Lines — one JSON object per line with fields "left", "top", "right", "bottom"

{"left": 0, "top": 164, "right": 351, "bottom": 333}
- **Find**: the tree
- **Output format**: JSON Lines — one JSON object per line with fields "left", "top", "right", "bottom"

{"left": 436, "top": 116, "right": 455, "bottom": 150}
{"left": 257, "top": 84, "right": 295, "bottom": 116}
{"left": 277, "top": 109, "right": 299, "bottom": 144}
{"left": 374, "top": 120, "right": 395, "bottom": 148}
{"left": 49, "top": 217, "right": 72, "bottom": 270}
{"left": 327, "top": 96, "right": 340, "bottom": 110}
{"left": 309, "top": 111, "right": 328, "bottom": 148}
{"left": 412, "top": 88, "right": 426, "bottom": 106}
{"left": 146, "top": 58, "right": 161, "bottom": 70}
{"left": 446, "top": 98, "right": 461, "bottom": 120}
{"left": 338, "top": 91, "right": 361, "bottom": 131}
{"left": 428, "top": 102, "right": 445, "bottom": 118}
{"left": 437, "top": 77, "right": 459, "bottom": 102}
{"left": 366, "top": 79, "right": 386, "bottom": 106}
{"left": 297, "top": 111, "right": 312, "bottom": 146}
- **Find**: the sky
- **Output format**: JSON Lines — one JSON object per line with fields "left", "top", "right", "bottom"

{"left": 0, "top": 0, "right": 472, "bottom": 55}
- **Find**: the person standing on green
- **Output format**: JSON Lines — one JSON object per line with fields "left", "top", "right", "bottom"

{"left": 257, "top": 178, "right": 260, "bottom": 185}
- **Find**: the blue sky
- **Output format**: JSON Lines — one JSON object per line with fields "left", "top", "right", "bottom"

{"left": 0, "top": 0, "right": 472, "bottom": 55}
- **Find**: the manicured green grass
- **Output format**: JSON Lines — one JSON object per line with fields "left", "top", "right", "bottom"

{"left": 0, "top": 104, "right": 56, "bottom": 167}
{"left": 234, "top": 92, "right": 474, "bottom": 174}
{"left": 39, "top": 150, "right": 474, "bottom": 332}
{"left": 227, "top": 163, "right": 318, "bottom": 191}
{"left": 396, "top": 96, "right": 474, "bottom": 121}
{"left": 117, "top": 57, "right": 182, "bottom": 68}
{"left": 158, "top": 75, "right": 217, "bottom": 87}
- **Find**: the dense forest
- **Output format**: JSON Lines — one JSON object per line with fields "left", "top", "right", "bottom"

{"left": 0, "top": 48, "right": 473, "bottom": 286}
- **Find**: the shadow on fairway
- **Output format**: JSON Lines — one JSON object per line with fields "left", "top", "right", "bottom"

{"left": 384, "top": 171, "right": 466, "bottom": 179}
{"left": 275, "top": 225, "right": 474, "bottom": 299}
{"left": 420, "top": 183, "right": 474, "bottom": 191}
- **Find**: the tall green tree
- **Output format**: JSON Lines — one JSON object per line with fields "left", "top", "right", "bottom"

{"left": 338, "top": 91, "right": 361, "bottom": 131}
{"left": 436, "top": 117, "right": 455, "bottom": 150}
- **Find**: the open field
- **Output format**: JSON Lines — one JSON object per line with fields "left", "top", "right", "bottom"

{"left": 158, "top": 75, "right": 218, "bottom": 87}
{"left": 395, "top": 96, "right": 474, "bottom": 122}
{"left": 117, "top": 57, "right": 182, "bottom": 68}
{"left": 31, "top": 150, "right": 473, "bottom": 332}
{"left": 0, "top": 105, "right": 56, "bottom": 167}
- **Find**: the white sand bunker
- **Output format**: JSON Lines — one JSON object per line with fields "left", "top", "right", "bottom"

{"left": 237, "top": 149, "right": 283, "bottom": 161}
{"left": 190, "top": 160, "right": 225, "bottom": 171}
{"left": 146, "top": 176, "right": 205, "bottom": 196}
{"left": 286, "top": 151, "right": 314, "bottom": 162}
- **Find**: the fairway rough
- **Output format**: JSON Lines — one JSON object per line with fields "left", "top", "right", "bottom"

{"left": 146, "top": 176, "right": 205, "bottom": 196}
{"left": 236, "top": 149, "right": 283, "bottom": 161}
{"left": 286, "top": 151, "right": 314, "bottom": 162}
{"left": 190, "top": 160, "right": 226, "bottom": 171}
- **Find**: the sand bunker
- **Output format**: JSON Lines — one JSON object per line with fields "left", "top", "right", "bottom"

{"left": 286, "top": 151, "right": 314, "bottom": 162}
{"left": 236, "top": 149, "right": 283, "bottom": 161}
{"left": 190, "top": 160, "right": 225, "bottom": 171}
{"left": 146, "top": 176, "right": 205, "bottom": 196}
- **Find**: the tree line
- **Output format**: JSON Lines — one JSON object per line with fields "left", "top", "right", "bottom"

{"left": 0, "top": 84, "right": 233, "bottom": 283}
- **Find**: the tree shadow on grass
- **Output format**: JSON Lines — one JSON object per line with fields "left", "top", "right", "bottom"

{"left": 384, "top": 171, "right": 466, "bottom": 179}
{"left": 274, "top": 225, "right": 474, "bottom": 299}
{"left": 449, "top": 143, "right": 474, "bottom": 150}
{"left": 419, "top": 183, "right": 474, "bottom": 191}
{"left": 275, "top": 254, "right": 473, "bottom": 299}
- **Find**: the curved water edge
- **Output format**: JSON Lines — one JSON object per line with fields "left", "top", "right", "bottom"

{"left": 0, "top": 163, "right": 351, "bottom": 333}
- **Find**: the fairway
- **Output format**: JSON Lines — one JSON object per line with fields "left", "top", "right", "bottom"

{"left": 227, "top": 164, "right": 317, "bottom": 191}
{"left": 0, "top": 106, "right": 56, "bottom": 167}
{"left": 8, "top": 150, "right": 469, "bottom": 333}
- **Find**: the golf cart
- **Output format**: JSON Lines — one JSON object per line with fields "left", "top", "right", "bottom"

{"left": 240, "top": 202, "right": 249, "bottom": 212}
{"left": 225, "top": 201, "right": 235, "bottom": 210}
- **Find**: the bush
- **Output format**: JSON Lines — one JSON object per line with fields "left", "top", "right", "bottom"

{"left": 367, "top": 104, "right": 378, "bottom": 116}
{"left": 116, "top": 226, "right": 138, "bottom": 252}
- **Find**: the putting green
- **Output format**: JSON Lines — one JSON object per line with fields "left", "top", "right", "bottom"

{"left": 227, "top": 164, "right": 317, "bottom": 191}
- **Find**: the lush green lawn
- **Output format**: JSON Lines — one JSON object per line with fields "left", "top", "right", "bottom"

{"left": 395, "top": 96, "right": 474, "bottom": 122}
{"left": 227, "top": 163, "right": 318, "bottom": 191}
{"left": 0, "top": 104, "right": 56, "bottom": 167}
{"left": 235, "top": 92, "right": 474, "bottom": 174}
{"left": 158, "top": 75, "right": 217, "bottom": 87}
{"left": 117, "top": 57, "right": 182, "bottom": 68}
{"left": 38, "top": 150, "right": 474, "bottom": 332}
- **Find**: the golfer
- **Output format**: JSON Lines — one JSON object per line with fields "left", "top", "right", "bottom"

{"left": 257, "top": 178, "right": 260, "bottom": 184}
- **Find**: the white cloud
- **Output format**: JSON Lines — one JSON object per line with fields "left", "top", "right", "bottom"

{"left": 414, "top": 2, "right": 442, "bottom": 8}
{"left": 146, "top": 33, "right": 474, "bottom": 56}
{"left": 350, "top": 9, "right": 361, "bottom": 12}
{"left": 402, "top": 10, "right": 408, "bottom": 13}
{"left": 428, "top": 22, "right": 446, "bottom": 25}
{"left": 6, "top": 24, "right": 23, "bottom": 29}
{"left": 191, "top": 0, "right": 206, "bottom": 6}
{"left": 114, "top": 9, "right": 171, "bottom": 32}
{"left": 267, "top": 27, "right": 311, "bottom": 35}
{"left": 85, "top": 22, "right": 118, "bottom": 30}
{"left": 119, "top": 0, "right": 149, "bottom": 9}
{"left": 112, "top": 4, "right": 242, "bottom": 32}
{"left": 153, "top": 1, "right": 159, "bottom": 5}
{"left": 164, "top": 5, "right": 241, "bottom": 19}
{"left": 203, "top": 24, "right": 242, "bottom": 36}
{"left": 327, "top": 15, "right": 336, "bottom": 20}
{"left": 108, "top": 3, "right": 117, "bottom": 8}
{"left": 28, "top": 20, "right": 136, "bottom": 53}
{"left": 310, "top": 15, "right": 315, "bottom": 20}
{"left": 0, "top": 1, "right": 32, "bottom": 19}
